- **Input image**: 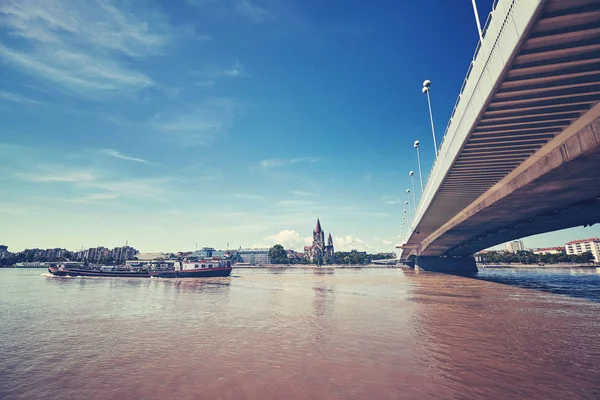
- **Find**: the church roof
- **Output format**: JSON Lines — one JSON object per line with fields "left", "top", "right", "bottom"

{"left": 315, "top": 218, "right": 322, "bottom": 233}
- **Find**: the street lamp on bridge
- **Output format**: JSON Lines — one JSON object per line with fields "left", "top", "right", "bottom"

{"left": 422, "top": 80, "right": 438, "bottom": 157}
{"left": 414, "top": 140, "right": 424, "bottom": 194}
{"left": 400, "top": 216, "right": 406, "bottom": 236}
{"left": 406, "top": 189, "right": 413, "bottom": 226}
{"left": 409, "top": 171, "right": 417, "bottom": 206}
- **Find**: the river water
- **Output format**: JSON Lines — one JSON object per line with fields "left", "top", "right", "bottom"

{"left": 1, "top": 267, "right": 599, "bottom": 399}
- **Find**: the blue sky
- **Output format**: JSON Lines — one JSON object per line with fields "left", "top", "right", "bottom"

{"left": 1, "top": 0, "right": 598, "bottom": 253}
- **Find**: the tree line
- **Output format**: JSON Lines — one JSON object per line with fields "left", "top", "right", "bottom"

{"left": 0, "top": 252, "right": 75, "bottom": 266}
{"left": 0, "top": 252, "right": 137, "bottom": 267}
{"left": 267, "top": 244, "right": 395, "bottom": 265}
{"left": 480, "top": 250, "right": 595, "bottom": 264}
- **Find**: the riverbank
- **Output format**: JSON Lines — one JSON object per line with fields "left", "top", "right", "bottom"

{"left": 233, "top": 264, "right": 397, "bottom": 268}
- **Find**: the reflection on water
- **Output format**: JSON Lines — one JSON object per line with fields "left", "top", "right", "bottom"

{"left": 1, "top": 268, "right": 599, "bottom": 400}
{"left": 476, "top": 267, "right": 600, "bottom": 302}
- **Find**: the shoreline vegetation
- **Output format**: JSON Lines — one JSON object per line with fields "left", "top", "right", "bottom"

{"left": 478, "top": 263, "right": 598, "bottom": 268}
{"left": 478, "top": 249, "right": 595, "bottom": 265}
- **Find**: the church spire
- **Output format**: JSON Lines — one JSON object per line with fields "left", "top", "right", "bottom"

{"left": 327, "top": 233, "right": 333, "bottom": 246}
{"left": 315, "top": 218, "right": 322, "bottom": 233}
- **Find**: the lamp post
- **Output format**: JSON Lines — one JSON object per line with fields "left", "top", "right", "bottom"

{"left": 471, "top": 0, "right": 484, "bottom": 42}
{"left": 422, "top": 80, "right": 438, "bottom": 157}
{"left": 409, "top": 171, "right": 417, "bottom": 206}
{"left": 406, "top": 189, "right": 413, "bottom": 226}
{"left": 414, "top": 140, "right": 424, "bottom": 194}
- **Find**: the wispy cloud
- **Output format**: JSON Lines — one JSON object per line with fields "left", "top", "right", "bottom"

{"left": 193, "top": 60, "right": 249, "bottom": 84}
{"left": 0, "top": 202, "right": 38, "bottom": 214}
{"left": 291, "top": 190, "right": 314, "bottom": 197}
{"left": 259, "top": 157, "right": 318, "bottom": 169}
{"left": 235, "top": 0, "right": 272, "bottom": 23}
{"left": 100, "top": 149, "right": 149, "bottom": 164}
{"left": 149, "top": 98, "right": 242, "bottom": 147}
{"left": 15, "top": 169, "right": 98, "bottom": 183}
{"left": 78, "top": 193, "right": 120, "bottom": 202}
{"left": 278, "top": 200, "right": 315, "bottom": 207}
{"left": 13, "top": 164, "right": 170, "bottom": 200}
{"left": 111, "top": 97, "right": 243, "bottom": 147}
{"left": 44, "top": 192, "right": 121, "bottom": 204}
{"left": 0, "top": 90, "right": 40, "bottom": 105}
{"left": 0, "top": 0, "right": 195, "bottom": 98}
{"left": 232, "top": 193, "right": 264, "bottom": 200}
{"left": 220, "top": 60, "right": 248, "bottom": 78}
{"left": 86, "top": 178, "right": 170, "bottom": 200}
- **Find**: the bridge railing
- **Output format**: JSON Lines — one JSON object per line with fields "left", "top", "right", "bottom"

{"left": 405, "top": 0, "right": 543, "bottom": 244}
{"left": 423, "top": 0, "right": 501, "bottom": 190}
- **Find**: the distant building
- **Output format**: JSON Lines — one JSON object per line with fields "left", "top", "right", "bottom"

{"left": 193, "top": 247, "right": 215, "bottom": 259}
{"left": 531, "top": 247, "right": 564, "bottom": 255}
{"left": 112, "top": 246, "right": 138, "bottom": 262}
{"left": 190, "top": 248, "right": 230, "bottom": 260}
{"left": 136, "top": 252, "right": 166, "bottom": 261}
{"left": 286, "top": 250, "right": 303, "bottom": 259}
{"left": 23, "top": 249, "right": 46, "bottom": 259}
{"left": 44, "top": 248, "right": 65, "bottom": 259}
{"left": 85, "top": 247, "right": 110, "bottom": 262}
{"left": 0, "top": 245, "right": 8, "bottom": 259}
{"left": 73, "top": 245, "right": 138, "bottom": 262}
{"left": 238, "top": 248, "right": 270, "bottom": 265}
{"left": 565, "top": 238, "right": 600, "bottom": 262}
{"left": 308, "top": 219, "right": 334, "bottom": 262}
{"left": 505, "top": 240, "right": 524, "bottom": 253}
{"left": 303, "top": 245, "right": 311, "bottom": 258}
{"left": 14, "top": 262, "right": 48, "bottom": 268}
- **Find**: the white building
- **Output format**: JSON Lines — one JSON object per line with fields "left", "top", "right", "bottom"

{"left": 237, "top": 249, "right": 270, "bottom": 265}
{"left": 504, "top": 240, "right": 525, "bottom": 253}
{"left": 565, "top": 238, "right": 600, "bottom": 262}
{"left": 136, "top": 252, "right": 166, "bottom": 261}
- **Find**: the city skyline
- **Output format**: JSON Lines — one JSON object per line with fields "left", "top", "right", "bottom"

{"left": 1, "top": 0, "right": 599, "bottom": 253}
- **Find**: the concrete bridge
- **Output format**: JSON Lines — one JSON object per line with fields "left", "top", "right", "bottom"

{"left": 398, "top": 0, "right": 600, "bottom": 273}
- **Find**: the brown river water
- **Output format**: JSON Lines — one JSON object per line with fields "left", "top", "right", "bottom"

{"left": 1, "top": 267, "right": 599, "bottom": 399}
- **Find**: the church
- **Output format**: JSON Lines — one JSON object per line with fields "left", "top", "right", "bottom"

{"left": 304, "top": 219, "right": 334, "bottom": 262}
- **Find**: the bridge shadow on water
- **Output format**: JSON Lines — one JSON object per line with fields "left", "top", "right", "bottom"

{"left": 402, "top": 265, "right": 600, "bottom": 302}
{"left": 471, "top": 267, "right": 600, "bottom": 303}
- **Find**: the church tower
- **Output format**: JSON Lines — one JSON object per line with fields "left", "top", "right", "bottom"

{"left": 325, "top": 233, "right": 334, "bottom": 259}
{"left": 311, "top": 219, "right": 325, "bottom": 261}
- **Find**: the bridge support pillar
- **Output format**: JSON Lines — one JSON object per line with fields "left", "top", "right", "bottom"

{"left": 415, "top": 256, "right": 478, "bottom": 274}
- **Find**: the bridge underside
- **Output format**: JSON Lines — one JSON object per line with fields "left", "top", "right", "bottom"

{"left": 422, "top": 112, "right": 600, "bottom": 257}
{"left": 408, "top": 0, "right": 600, "bottom": 250}
{"left": 402, "top": 0, "right": 600, "bottom": 266}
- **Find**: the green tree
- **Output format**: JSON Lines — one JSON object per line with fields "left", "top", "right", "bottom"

{"left": 575, "top": 252, "right": 594, "bottom": 263}
{"left": 268, "top": 244, "right": 288, "bottom": 264}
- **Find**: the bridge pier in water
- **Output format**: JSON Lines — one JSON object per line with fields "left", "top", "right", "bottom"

{"left": 414, "top": 256, "right": 478, "bottom": 274}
